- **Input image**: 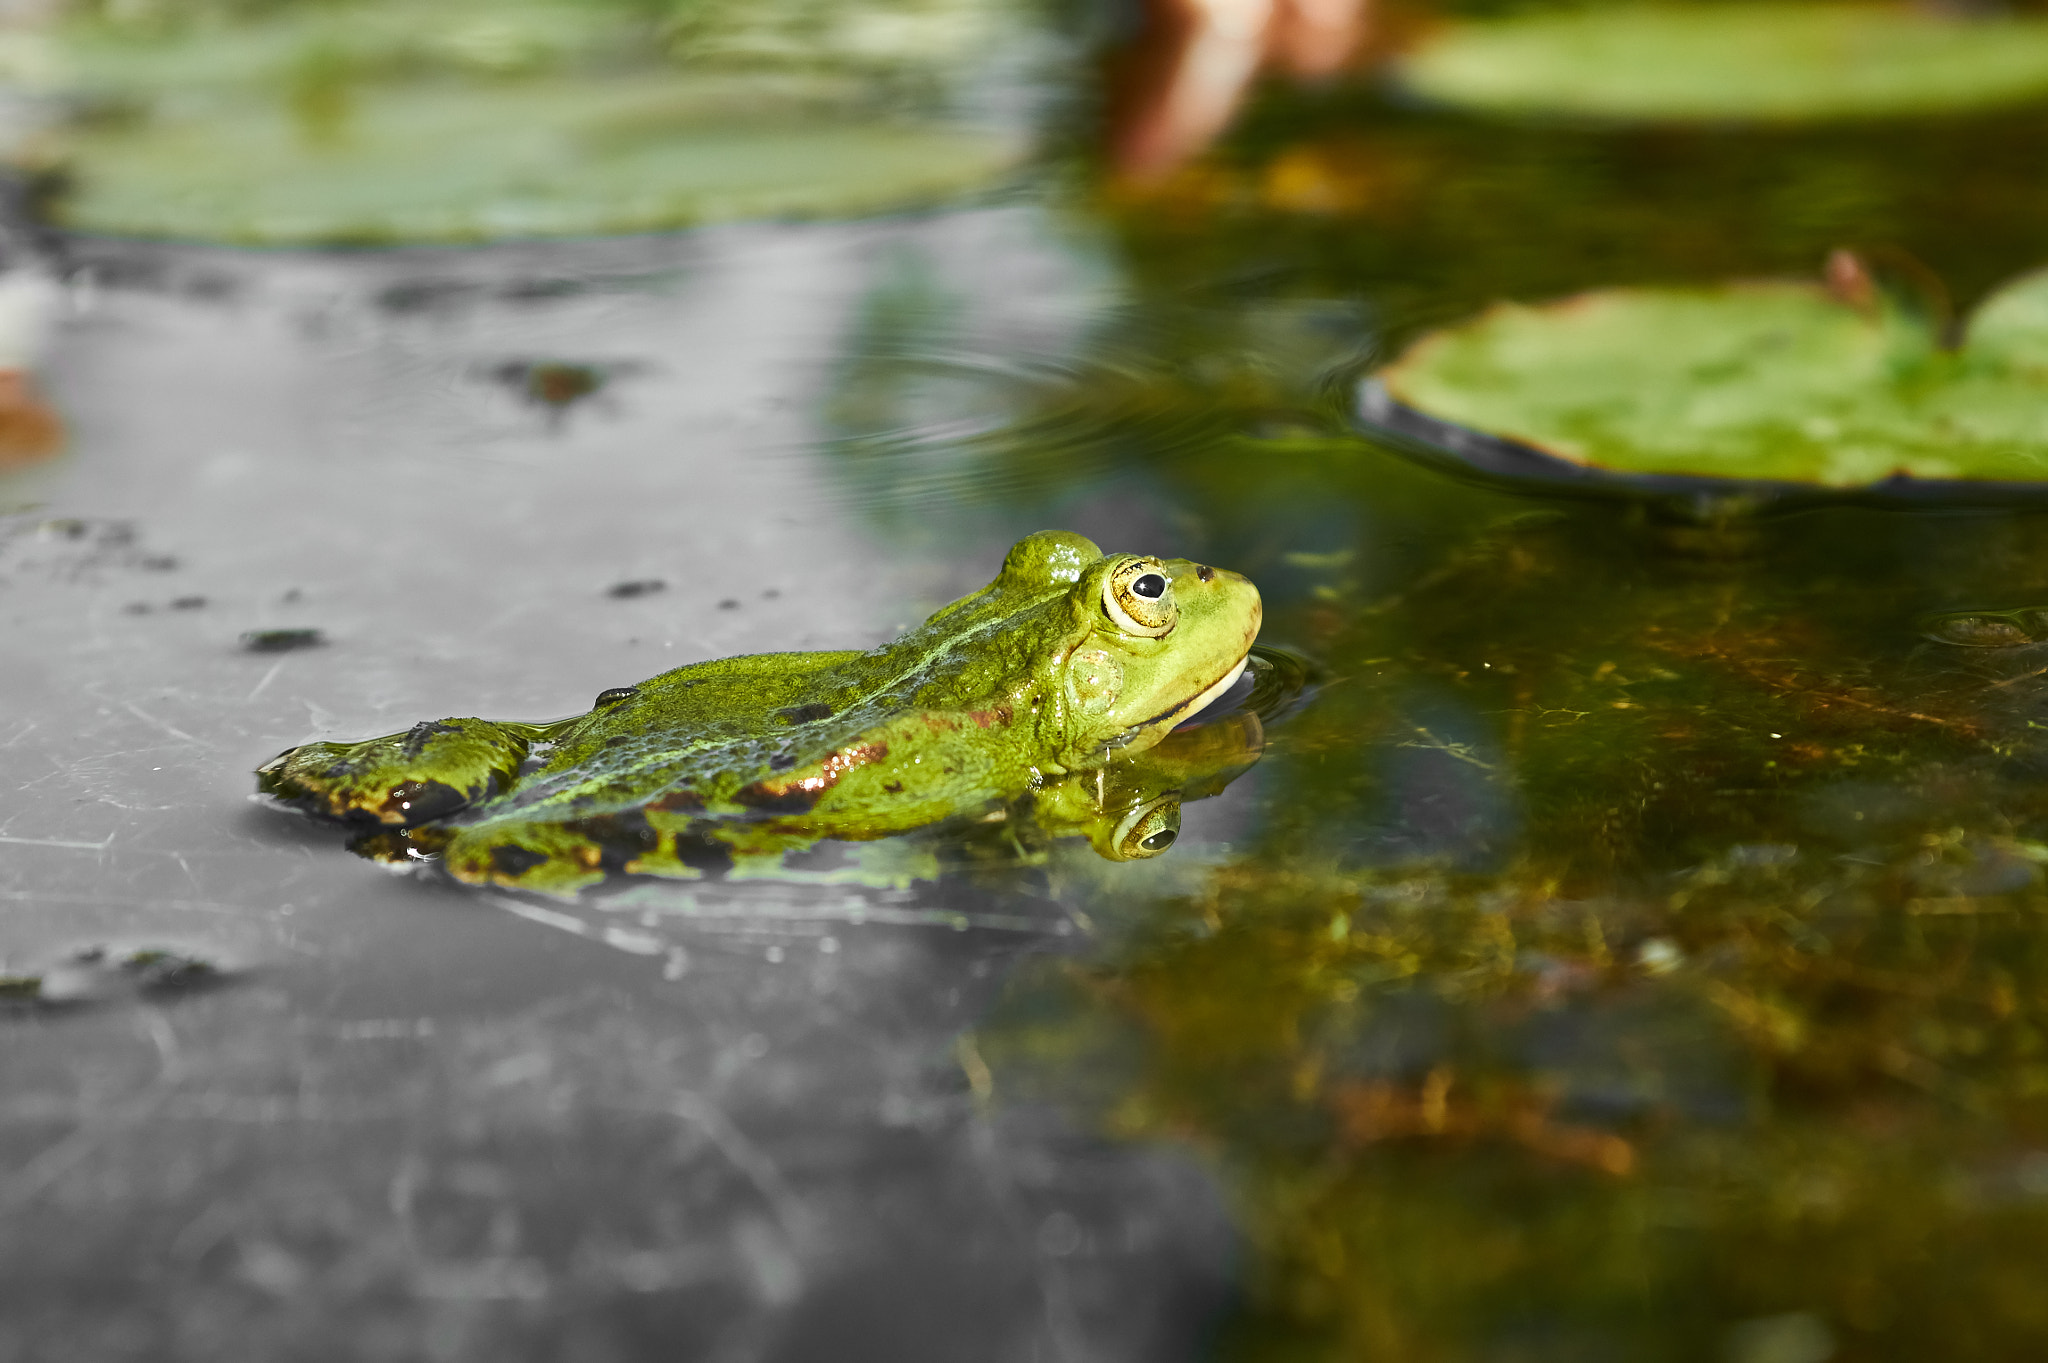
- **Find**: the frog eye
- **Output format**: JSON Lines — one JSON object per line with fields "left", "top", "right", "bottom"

{"left": 1103, "top": 557, "right": 1177, "bottom": 637}
{"left": 1109, "top": 795, "right": 1182, "bottom": 861}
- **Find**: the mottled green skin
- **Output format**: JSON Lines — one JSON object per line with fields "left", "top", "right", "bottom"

{"left": 258, "top": 531, "right": 1261, "bottom": 896}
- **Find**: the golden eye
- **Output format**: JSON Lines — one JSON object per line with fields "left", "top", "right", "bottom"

{"left": 1103, "top": 557, "right": 1177, "bottom": 637}
{"left": 1109, "top": 796, "right": 1182, "bottom": 860}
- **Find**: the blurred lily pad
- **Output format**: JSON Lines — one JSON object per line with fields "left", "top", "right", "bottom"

{"left": 23, "top": 0, "right": 1025, "bottom": 243}
{"left": 1396, "top": 4, "right": 2048, "bottom": 122}
{"left": 1367, "top": 264, "right": 2048, "bottom": 494}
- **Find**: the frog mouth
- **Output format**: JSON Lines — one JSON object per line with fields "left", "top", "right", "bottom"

{"left": 1137, "top": 652, "right": 1251, "bottom": 733}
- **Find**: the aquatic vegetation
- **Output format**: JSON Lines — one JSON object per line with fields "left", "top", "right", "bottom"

{"left": 978, "top": 506, "right": 2048, "bottom": 1359}
{"left": 1397, "top": 3, "right": 2048, "bottom": 122}
{"left": 27, "top": 0, "right": 1027, "bottom": 241}
{"left": 1369, "top": 260, "right": 2048, "bottom": 493}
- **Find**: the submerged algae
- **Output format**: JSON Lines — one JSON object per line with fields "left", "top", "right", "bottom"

{"left": 975, "top": 505, "right": 2048, "bottom": 1359}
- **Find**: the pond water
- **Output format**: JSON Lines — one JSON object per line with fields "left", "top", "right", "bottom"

{"left": 6, "top": 4, "right": 2048, "bottom": 1361}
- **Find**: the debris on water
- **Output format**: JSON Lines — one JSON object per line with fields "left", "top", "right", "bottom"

{"left": 126, "top": 594, "right": 209, "bottom": 615}
{"left": 0, "top": 273, "right": 65, "bottom": 470}
{"left": 109, "top": 947, "right": 222, "bottom": 995}
{"left": 0, "top": 515, "right": 176, "bottom": 581}
{"left": 606, "top": 579, "right": 665, "bottom": 599}
{"left": 240, "top": 627, "right": 326, "bottom": 653}
{"left": 0, "top": 370, "right": 62, "bottom": 470}
{"left": 1, "top": 945, "right": 231, "bottom": 1011}
{"left": 718, "top": 598, "right": 741, "bottom": 610}
{"left": 492, "top": 360, "right": 606, "bottom": 412}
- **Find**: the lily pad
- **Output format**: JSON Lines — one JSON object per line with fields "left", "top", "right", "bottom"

{"left": 1395, "top": 4, "right": 2048, "bottom": 122}
{"left": 1364, "top": 264, "right": 2048, "bottom": 497}
{"left": 23, "top": 1, "right": 1024, "bottom": 243}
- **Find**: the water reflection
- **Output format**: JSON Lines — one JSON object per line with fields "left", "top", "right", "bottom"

{"left": 1107, "top": 0, "right": 1370, "bottom": 182}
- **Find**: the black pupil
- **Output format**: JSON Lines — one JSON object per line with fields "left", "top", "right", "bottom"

{"left": 1140, "top": 829, "right": 1177, "bottom": 851}
{"left": 1132, "top": 573, "right": 1167, "bottom": 599}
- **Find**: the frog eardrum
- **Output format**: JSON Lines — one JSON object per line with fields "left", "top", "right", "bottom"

{"left": 1104, "top": 557, "right": 1178, "bottom": 636}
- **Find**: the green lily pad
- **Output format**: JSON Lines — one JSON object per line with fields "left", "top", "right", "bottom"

{"left": 1396, "top": 4, "right": 2048, "bottom": 122}
{"left": 23, "top": 1, "right": 1023, "bottom": 243}
{"left": 1369, "top": 265, "right": 2048, "bottom": 493}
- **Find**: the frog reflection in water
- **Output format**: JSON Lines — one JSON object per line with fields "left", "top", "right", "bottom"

{"left": 257, "top": 531, "right": 1263, "bottom": 896}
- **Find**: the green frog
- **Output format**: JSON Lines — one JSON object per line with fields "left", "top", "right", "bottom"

{"left": 258, "top": 531, "right": 1263, "bottom": 896}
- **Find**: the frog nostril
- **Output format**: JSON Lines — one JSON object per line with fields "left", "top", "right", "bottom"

{"left": 1196, "top": 564, "right": 1215, "bottom": 583}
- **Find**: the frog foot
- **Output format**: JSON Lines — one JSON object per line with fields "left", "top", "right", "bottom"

{"left": 256, "top": 718, "right": 532, "bottom": 828}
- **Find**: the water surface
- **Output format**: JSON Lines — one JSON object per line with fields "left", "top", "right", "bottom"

{"left": 7, "top": 6, "right": 2048, "bottom": 1360}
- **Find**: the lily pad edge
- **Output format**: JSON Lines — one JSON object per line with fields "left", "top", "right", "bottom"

{"left": 1352, "top": 377, "right": 2048, "bottom": 513}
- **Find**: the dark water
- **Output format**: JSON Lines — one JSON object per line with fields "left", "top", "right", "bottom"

{"left": 7, "top": 6, "right": 2048, "bottom": 1362}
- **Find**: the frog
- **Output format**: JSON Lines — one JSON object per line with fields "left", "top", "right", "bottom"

{"left": 257, "top": 530, "right": 1263, "bottom": 897}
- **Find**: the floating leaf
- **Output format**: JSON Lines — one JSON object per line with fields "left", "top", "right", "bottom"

{"left": 1370, "top": 266, "right": 2048, "bottom": 491}
{"left": 31, "top": 1, "right": 1024, "bottom": 243}
{"left": 1396, "top": 4, "right": 2048, "bottom": 122}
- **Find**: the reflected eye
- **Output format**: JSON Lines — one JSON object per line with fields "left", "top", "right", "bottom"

{"left": 1923, "top": 610, "right": 2043, "bottom": 647}
{"left": 1108, "top": 795, "right": 1182, "bottom": 861}
{"left": 1104, "top": 558, "right": 1177, "bottom": 637}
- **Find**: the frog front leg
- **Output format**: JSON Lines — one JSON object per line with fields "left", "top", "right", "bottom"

{"left": 256, "top": 717, "right": 537, "bottom": 828}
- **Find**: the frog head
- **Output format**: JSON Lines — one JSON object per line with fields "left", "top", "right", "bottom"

{"left": 1058, "top": 542, "right": 1261, "bottom": 763}
{"left": 928, "top": 530, "right": 1259, "bottom": 771}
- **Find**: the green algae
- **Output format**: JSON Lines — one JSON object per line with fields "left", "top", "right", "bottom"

{"left": 1398, "top": 4, "right": 2048, "bottom": 123}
